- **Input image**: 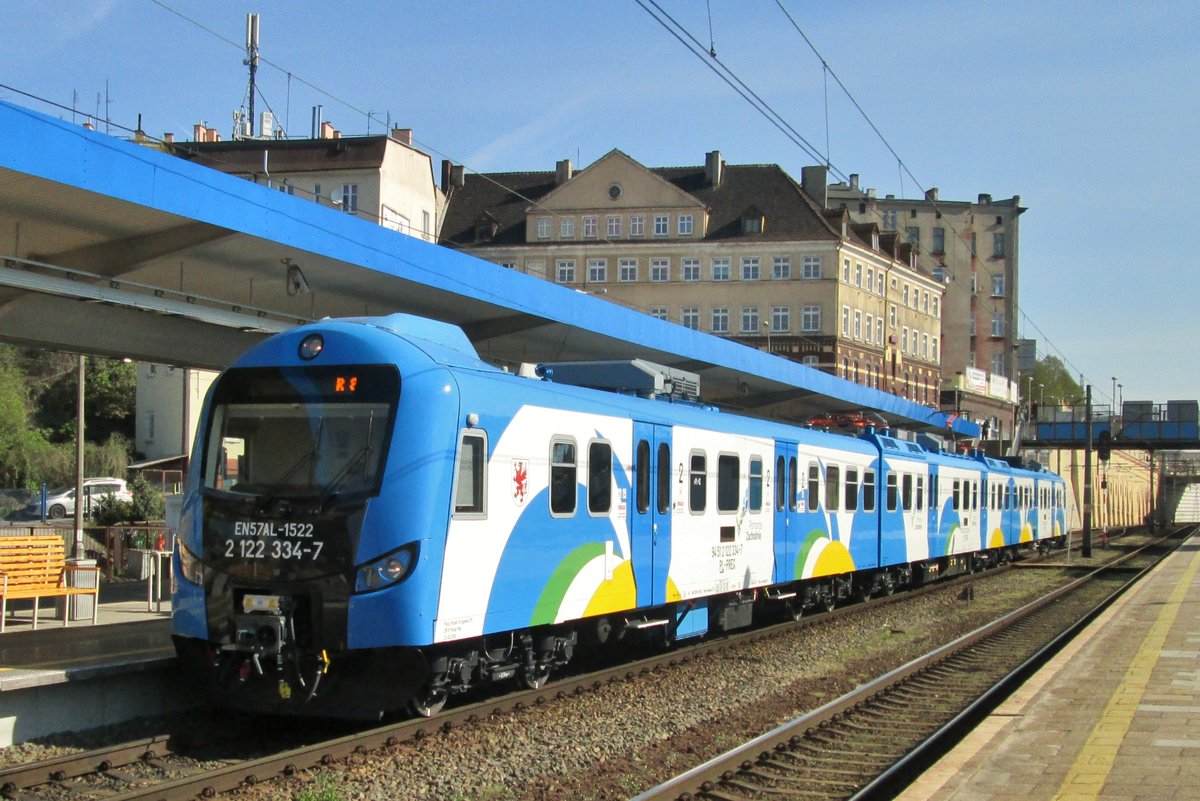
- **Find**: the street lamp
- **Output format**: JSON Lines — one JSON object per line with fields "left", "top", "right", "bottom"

{"left": 761, "top": 321, "right": 772, "bottom": 354}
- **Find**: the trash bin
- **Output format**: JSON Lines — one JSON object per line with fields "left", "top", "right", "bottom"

{"left": 66, "top": 557, "right": 98, "bottom": 620}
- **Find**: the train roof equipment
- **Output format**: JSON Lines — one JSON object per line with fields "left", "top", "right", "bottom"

{"left": 533, "top": 359, "right": 701, "bottom": 402}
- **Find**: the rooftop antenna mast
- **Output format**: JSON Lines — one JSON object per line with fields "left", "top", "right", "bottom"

{"left": 244, "top": 13, "right": 261, "bottom": 137}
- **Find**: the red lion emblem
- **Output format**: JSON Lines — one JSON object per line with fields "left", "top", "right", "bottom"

{"left": 512, "top": 460, "right": 528, "bottom": 504}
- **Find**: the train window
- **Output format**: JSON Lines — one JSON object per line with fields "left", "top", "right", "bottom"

{"left": 636, "top": 440, "right": 650, "bottom": 514}
{"left": 788, "top": 456, "right": 798, "bottom": 512}
{"left": 550, "top": 439, "right": 577, "bottom": 516}
{"left": 1004, "top": 484, "right": 1011, "bottom": 510}
{"left": 916, "top": 475, "right": 925, "bottom": 511}
{"left": 587, "top": 441, "right": 612, "bottom": 515}
{"left": 902, "top": 473, "right": 913, "bottom": 511}
{"left": 952, "top": 479, "right": 961, "bottom": 510}
{"left": 749, "top": 457, "right": 763, "bottom": 512}
{"left": 452, "top": 430, "right": 487, "bottom": 516}
{"left": 863, "top": 469, "right": 876, "bottom": 512}
{"left": 808, "top": 462, "right": 820, "bottom": 510}
{"left": 826, "top": 465, "right": 841, "bottom": 512}
{"left": 886, "top": 473, "right": 898, "bottom": 511}
{"left": 657, "top": 442, "right": 671, "bottom": 515}
{"left": 845, "top": 468, "right": 859, "bottom": 511}
{"left": 930, "top": 475, "right": 938, "bottom": 507}
{"left": 690, "top": 452, "right": 707, "bottom": 512}
{"left": 775, "top": 455, "right": 786, "bottom": 512}
{"left": 717, "top": 454, "right": 740, "bottom": 512}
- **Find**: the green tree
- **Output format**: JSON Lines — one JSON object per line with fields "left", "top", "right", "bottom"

{"left": 34, "top": 356, "right": 136, "bottom": 443}
{"left": 1023, "top": 356, "right": 1083, "bottom": 408}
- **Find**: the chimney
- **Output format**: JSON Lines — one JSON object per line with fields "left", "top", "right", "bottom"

{"left": 978, "top": 193, "right": 992, "bottom": 205}
{"left": 320, "top": 121, "right": 335, "bottom": 140}
{"left": 451, "top": 164, "right": 465, "bottom": 187}
{"left": 849, "top": 173, "right": 859, "bottom": 190}
{"left": 163, "top": 132, "right": 175, "bottom": 143}
{"left": 391, "top": 127, "right": 413, "bottom": 146}
{"left": 925, "top": 187, "right": 939, "bottom": 201}
{"left": 555, "top": 159, "right": 573, "bottom": 185}
{"left": 193, "top": 123, "right": 205, "bottom": 141}
{"left": 705, "top": 150, "right": 723, "bottom": 188}
{"left": 441, "top": 159, "right": 453, "bottom": 192}
{"left": 801, "top": 165, "right": 828, "bottom": 209}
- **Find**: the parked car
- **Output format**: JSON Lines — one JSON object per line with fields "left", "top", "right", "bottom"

{"left": 31, "top": 478, "right": 132, "bottom": 519}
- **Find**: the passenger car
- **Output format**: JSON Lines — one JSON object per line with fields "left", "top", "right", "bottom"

{"left": 34, "top": 477, "right": 132, "bottom": 519}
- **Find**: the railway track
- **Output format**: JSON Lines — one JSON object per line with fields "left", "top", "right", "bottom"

{"left": 631, "top": 528, "right": 1189, "bottom": 801}
{"left": 0, "top": 532, "right": 1156, "bottom": 800}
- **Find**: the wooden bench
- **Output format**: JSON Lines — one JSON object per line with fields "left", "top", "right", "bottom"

{"left": 0, "top": 535, "right": 100, "bottom": 632}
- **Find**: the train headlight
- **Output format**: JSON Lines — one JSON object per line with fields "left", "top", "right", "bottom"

{"left": 354, "top": 543, "right": 419, "bottom": 593}
{"left": 178, "top": 543, "right": 204, "bottom": 586}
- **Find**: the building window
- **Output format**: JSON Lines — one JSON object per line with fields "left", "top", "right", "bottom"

{"left": 932, "top": 297, "right": 939, "bottom": 318}
{"left": 902, "top": 285, "right": 910, "bottom": 306}
{"left": 992, "top": 274, "right": 1005, "bottom": 296}
{"left": 772, "top": 256, "right": 791, "bottom": 280}
{"left": 801, "top": 305, "right": 821, "bottom": 332}
{"left": 630, "top": 215, "right": 645, "bottom": 237}
{"left": 883, "top": 210, "right": 897, "bottom": 230}
{"left": 587, "top": 258, "right": 607, "bottom": 283}
{"left": 711, "top": 306, "right": 729, "bottom": 333}
{"left": 650, "top": 258, "right": 669, "bottom": 282}
{"left": 931, "top": 336, "right": 939, "bottom": 363}
{"left": 970, "top": 309, "right": 976, "bottom": 337}
{"left": 802, "top": 355, "right": 819, "bottom": 366}
{"left": 619, "top": 258, "right": 638, "bottom": 282}
{"left": 681, "top": 306, "right": 700, "bottom": 329}
{"left": 556, "top": 259, "right": 576, "bottom": 283}
{"left": 650, "top": 306, "right": 668, "bottom": 321}
{"left": 922, "top": 291, "right": 930, "bottom": 313}
{"left": 340, "top": 183, "right": 358, "bottom": 213}
{"left": 864, "top": 314, "right": 874, "bottom": 344}
{"left": 802, "top": 256, "right": 821, "bottom": 279}
{"left": 993, "top": 232, "right": 1005, "bottom": 257}
{"left": 854, "top": 263, "right": 862, "bottom": 287}
{"left": 678, "top": 214, "right": 694, "bottom": 236}
{"left": 560, "top": 216, "right": 575, "bottom": 238}
{"left": 921, "top": 333, "right": 929, "bottom": 359}
{"left": 682, "top": 257, "right": 701, "bottom": 281}
{"left": 712, "top": 258, "right": 731, "bottom": 281}
{"left": 889, "top": 304, "right": 897, "bottom": 328}
{"left": 582, "top": 216, "right": 598, "bottom": 238}
{"left": 875, "top": 317, "right": 883, "bottom": 344}
{"left": 741, "top": 257, "right": 761, "bottom": 281}
{"left": 313, "top": 183, "right": 322, "bottom": 203}
{"left": 740, "top": 306, "right": 760, "bottom": 334}
{"left": 932, "top": 226, "right": 945, "bottom": 254}
{"left": 606, "top": 215, "right": 621, "bottom": 238}
{"left": 991, "top": 353, "right": 1006, "bottom": 376}
{"left": 842, "top": 258, "right": 851, "bottom": 282}
{"left": 537, "top": 217, "right": 552, "bottom": 239}
{"left": 992, "top": 314, "right": 1004, "bottom": 337}
{"left": 653, "top": 215, "right": 669, "bottom": 236}
{"left": 771, "top": 306, "right": 790, "bottom": 332}
{"left": 902, "top": 326, "right": 909, "bottom": 353}
{"left": 853, "top": 310, "right": 862, "bottom": 339}
{"left": 906, "top": 226, "right": 919, "bottom": 246}
{"left": 865, "top": 269, "right": 874, "bottom": 293}
{"left": 841, "top": 306, "right": 850, "bottom": 337}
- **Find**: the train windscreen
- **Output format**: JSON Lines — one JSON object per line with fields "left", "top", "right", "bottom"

{"left": 202, "top": 365, "right": 400, "bottom": 501}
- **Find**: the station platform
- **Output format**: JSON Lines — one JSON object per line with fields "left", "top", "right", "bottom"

{"left": 0, "top": 578, "right": 174, "bottom": 691}
{"left": 898, "top": 531, "right": 1200, "bottom": 801}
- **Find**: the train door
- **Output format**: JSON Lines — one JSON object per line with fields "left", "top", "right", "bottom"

{"left": 773, "top": 441, "right": 798, "bottom": 581}
{"left": 631, "top": 422, "right": 672, "bottom": 607}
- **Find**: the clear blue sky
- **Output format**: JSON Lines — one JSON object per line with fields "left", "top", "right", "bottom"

{"left": 5, "top": 0, "right": 1198, "bottom": 406}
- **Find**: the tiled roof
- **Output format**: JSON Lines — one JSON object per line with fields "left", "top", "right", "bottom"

{"left": 440, "top": 162, "right": 843, "bottom": 248}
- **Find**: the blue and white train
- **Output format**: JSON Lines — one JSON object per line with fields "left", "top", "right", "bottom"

{"left": 171, "top": 313, "right": 1068, "bottom": 718}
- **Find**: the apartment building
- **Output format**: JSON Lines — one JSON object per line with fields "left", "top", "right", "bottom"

{"left": 440, "top": 150, "right": 945, "bottom": 406}
{"left": 829, "top": 178, "right": 1024, "bottom": 437}
{"left": 177, "top": 123, "right": 444, "bottom": 243}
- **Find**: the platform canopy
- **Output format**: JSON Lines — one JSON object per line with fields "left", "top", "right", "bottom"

{"left": 0, "top": 101, "right": 976, "bottom": 437}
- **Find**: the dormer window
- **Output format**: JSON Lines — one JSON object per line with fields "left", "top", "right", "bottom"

{"left": 474, "top": 213, "right": 500, "bottom": 242}
{"left": 741, "top": 206, "right": 764, "bottom": 235}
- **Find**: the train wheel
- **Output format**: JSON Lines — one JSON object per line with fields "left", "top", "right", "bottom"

{"left": 409, "top": 689, "right": 448, "bottom": 718}
{"left": 822, "top": 592, "right": 836, "bottom": 613}
{"left": 787, "top": 600, "right": 804, "bottom": 621}
{"left": 520, "top": 664, "right": 552, "bottom": 690}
